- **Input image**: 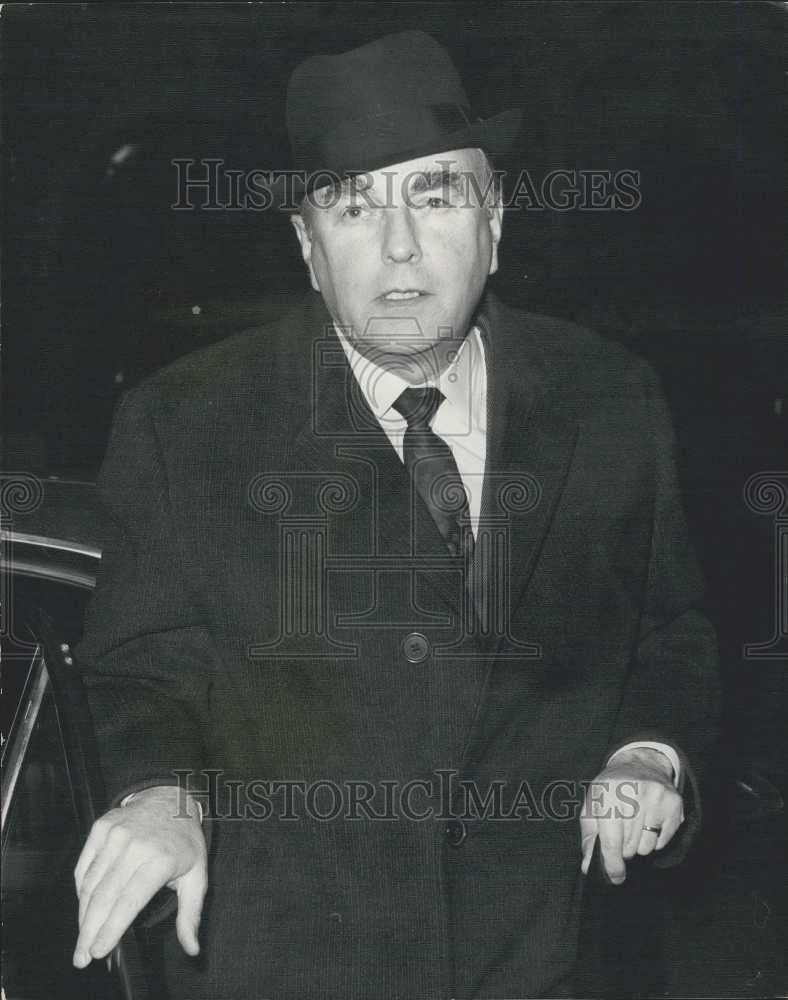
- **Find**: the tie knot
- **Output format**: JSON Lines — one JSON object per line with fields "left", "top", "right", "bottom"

{"left": 391, "top": 387, "right": 444, "bottom": 429}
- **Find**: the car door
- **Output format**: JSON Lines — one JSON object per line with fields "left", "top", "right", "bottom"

{"left": 2, "top": 530, "right": 149, "bottom": 1000}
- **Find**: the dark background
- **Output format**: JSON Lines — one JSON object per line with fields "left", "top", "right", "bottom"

{"left": 2, "top": 4, "right": 786, "bottom": 993}
{"left": 4, "top": 3, "right": 784, "bottom": 471}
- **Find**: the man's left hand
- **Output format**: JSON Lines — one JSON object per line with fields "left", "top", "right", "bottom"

{"left": 580, "top": 747, "right": 684, "bottom": 884}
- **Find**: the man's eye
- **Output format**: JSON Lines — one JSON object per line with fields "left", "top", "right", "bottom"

{"left": 427, "top": 196, "right": 450, "bottom": 208}
{"left": 342, "top": 205, "right": 364, "bottom": 219}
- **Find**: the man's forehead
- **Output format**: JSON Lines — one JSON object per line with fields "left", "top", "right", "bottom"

{"left": 309, "top": 146, "right": 486, "bottom": 205}
{"left": 359, "top": 147, "right": 482, "bottom": 184}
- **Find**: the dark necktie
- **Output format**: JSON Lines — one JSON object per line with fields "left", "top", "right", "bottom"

{"left": 391, "top": 387, "right": 474, "bottom": 560}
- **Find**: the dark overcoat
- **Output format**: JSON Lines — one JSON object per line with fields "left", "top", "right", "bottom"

{"left": 77, "top": 291, "right": 720, "bottom": 999}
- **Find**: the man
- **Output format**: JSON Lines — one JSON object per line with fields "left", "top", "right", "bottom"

{"left": 73, "top": 31, "right": 719, "bottom": 999}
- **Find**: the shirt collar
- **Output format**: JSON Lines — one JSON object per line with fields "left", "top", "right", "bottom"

{"left": 334, "top": 325, "right": 481, "bottom": 423}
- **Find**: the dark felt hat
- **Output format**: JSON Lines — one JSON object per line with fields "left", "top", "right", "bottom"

{"left": 285, "top": 30, "right": 521, "bottom": 194}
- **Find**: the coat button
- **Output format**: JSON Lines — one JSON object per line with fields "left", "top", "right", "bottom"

{"left": 445, "top": 819, "right": 467, "bottom": 847}
{"left": 402, "top": 632, "right": 430, "bottom": 663}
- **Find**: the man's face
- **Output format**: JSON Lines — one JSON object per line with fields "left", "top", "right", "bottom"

{"left": 291, "top": 147, "right": 502, "bottom": 380}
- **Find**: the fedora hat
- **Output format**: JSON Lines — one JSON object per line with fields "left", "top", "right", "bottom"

{"left": 285, "top": 30, "right": 521, "bottom": 195}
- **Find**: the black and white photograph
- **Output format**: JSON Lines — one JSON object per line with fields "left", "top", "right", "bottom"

{"left": 2, "top": 3, "right": 786, "bottom": 998}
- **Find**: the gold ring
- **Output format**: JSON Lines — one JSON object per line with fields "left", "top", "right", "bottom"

{"left": 642, "top": 825, "right": 661, "bottom": 835}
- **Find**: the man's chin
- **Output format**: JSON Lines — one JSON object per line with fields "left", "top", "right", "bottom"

{"left": 362, "top": 314, "right": 432, "bottom": 343}
{"left": 353, "top": 340, "right": 461, "bottom": 384}
{"left": 358, "top": 315, "right": 466, "bottom": 351}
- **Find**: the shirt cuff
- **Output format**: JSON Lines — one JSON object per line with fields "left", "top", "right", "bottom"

{"left": 606, "top": 741, "right": 681, "bottom": 788}
{"left": 120, "top": 788, "right": 204, "bottom": 822}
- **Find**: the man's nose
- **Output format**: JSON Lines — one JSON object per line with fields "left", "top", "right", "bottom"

{"left": 381, "top": 207, "right": 422, "bottom": 264}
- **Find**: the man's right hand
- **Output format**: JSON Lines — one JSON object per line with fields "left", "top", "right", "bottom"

{"left": 73, "top": 785, "right": 207, "bottom": 968}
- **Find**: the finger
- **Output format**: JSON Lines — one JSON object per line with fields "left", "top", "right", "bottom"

{"left": 637, "top": 807, "right": 673, "bottom": 856}
{"left": 75, "top": 852, "right": 151, "bottom": 965}
{"left": 77, "top": 827, "right": 133, "bottom": 927}
{"left": 79, "top": 836, "right": 148, "bottom": 929}
{"left": 87, "top": 857, "right": 171, "bottom": 959}
{"left": 622, "top": 807, "right": 645, "bottom": 859}
{"left": 579, "top": 814, "right": 597, "bottom": 875}
{"left": 598, "top": 822, "right": 626, "bottom": 883}
{"left": 636, "top": 823, "right": 661, "bottom": 856}
{"left": 174, "top": 862, "right": 208, "bottom": 956}
{"left": 74, "top": 815, "right": 114, "bottom": 892}
{"left": 580, "top": 832, "right": 597, "bottom": 875}
{"left": 638, "top": 793, "right": 682, "bottom": 855}
{"left": 655, "top": 807, "right": 683, "bottom": 851}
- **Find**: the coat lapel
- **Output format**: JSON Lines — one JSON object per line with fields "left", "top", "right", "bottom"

{"left": 474, "top": 297, "right": 579, "bottom": 655}
{"left": 290, "top": 308, "right": 466, "bottom": 628}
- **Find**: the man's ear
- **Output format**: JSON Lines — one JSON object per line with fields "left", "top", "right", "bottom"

{"left": 290, "top": 213, "right": 320, "bottom": 292}
{"left": 487, "top": 201, "right": 503, "bottom": 277}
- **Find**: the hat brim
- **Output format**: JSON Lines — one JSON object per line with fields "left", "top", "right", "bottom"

{"left": 272, "top": 107, "right": 522, "bottom": 210}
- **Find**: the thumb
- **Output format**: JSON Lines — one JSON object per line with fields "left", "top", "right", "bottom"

{"left": 579, "top": 816, "right": 597, "bottom": 875}
{"left": 175, "top": 864, "right": 207, "bottom": 956}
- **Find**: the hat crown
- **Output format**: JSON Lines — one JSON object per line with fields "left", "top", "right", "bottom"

{"left": 287, "top": 30, "right": 469, "bottom": 150}
{"left": 282, "top": 29, "right": 521, "bottom": 191}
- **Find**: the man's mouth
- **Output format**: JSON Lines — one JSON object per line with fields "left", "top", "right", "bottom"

{"left": 379, "top": 289, "right": 429, "bottom": 302}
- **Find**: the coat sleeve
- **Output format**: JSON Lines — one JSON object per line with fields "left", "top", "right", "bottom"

{"left": 604, "top": 362, "right": 721, "bottom": 868}
{"left": 76, "top": 385, "right": 217, "bottom": 820}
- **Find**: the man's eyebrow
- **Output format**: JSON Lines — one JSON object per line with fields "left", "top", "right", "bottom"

{"left": 315, "top": 174, "right": 382, "bottom": 207}
{"left": 311, "top": 169, "right": 464, "bottom": 209}
{"left": 339, "top": 174, "right": 371, "bottom": 194}
{"left": 408, "top": 169, "right": 464, "bottom": 194}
